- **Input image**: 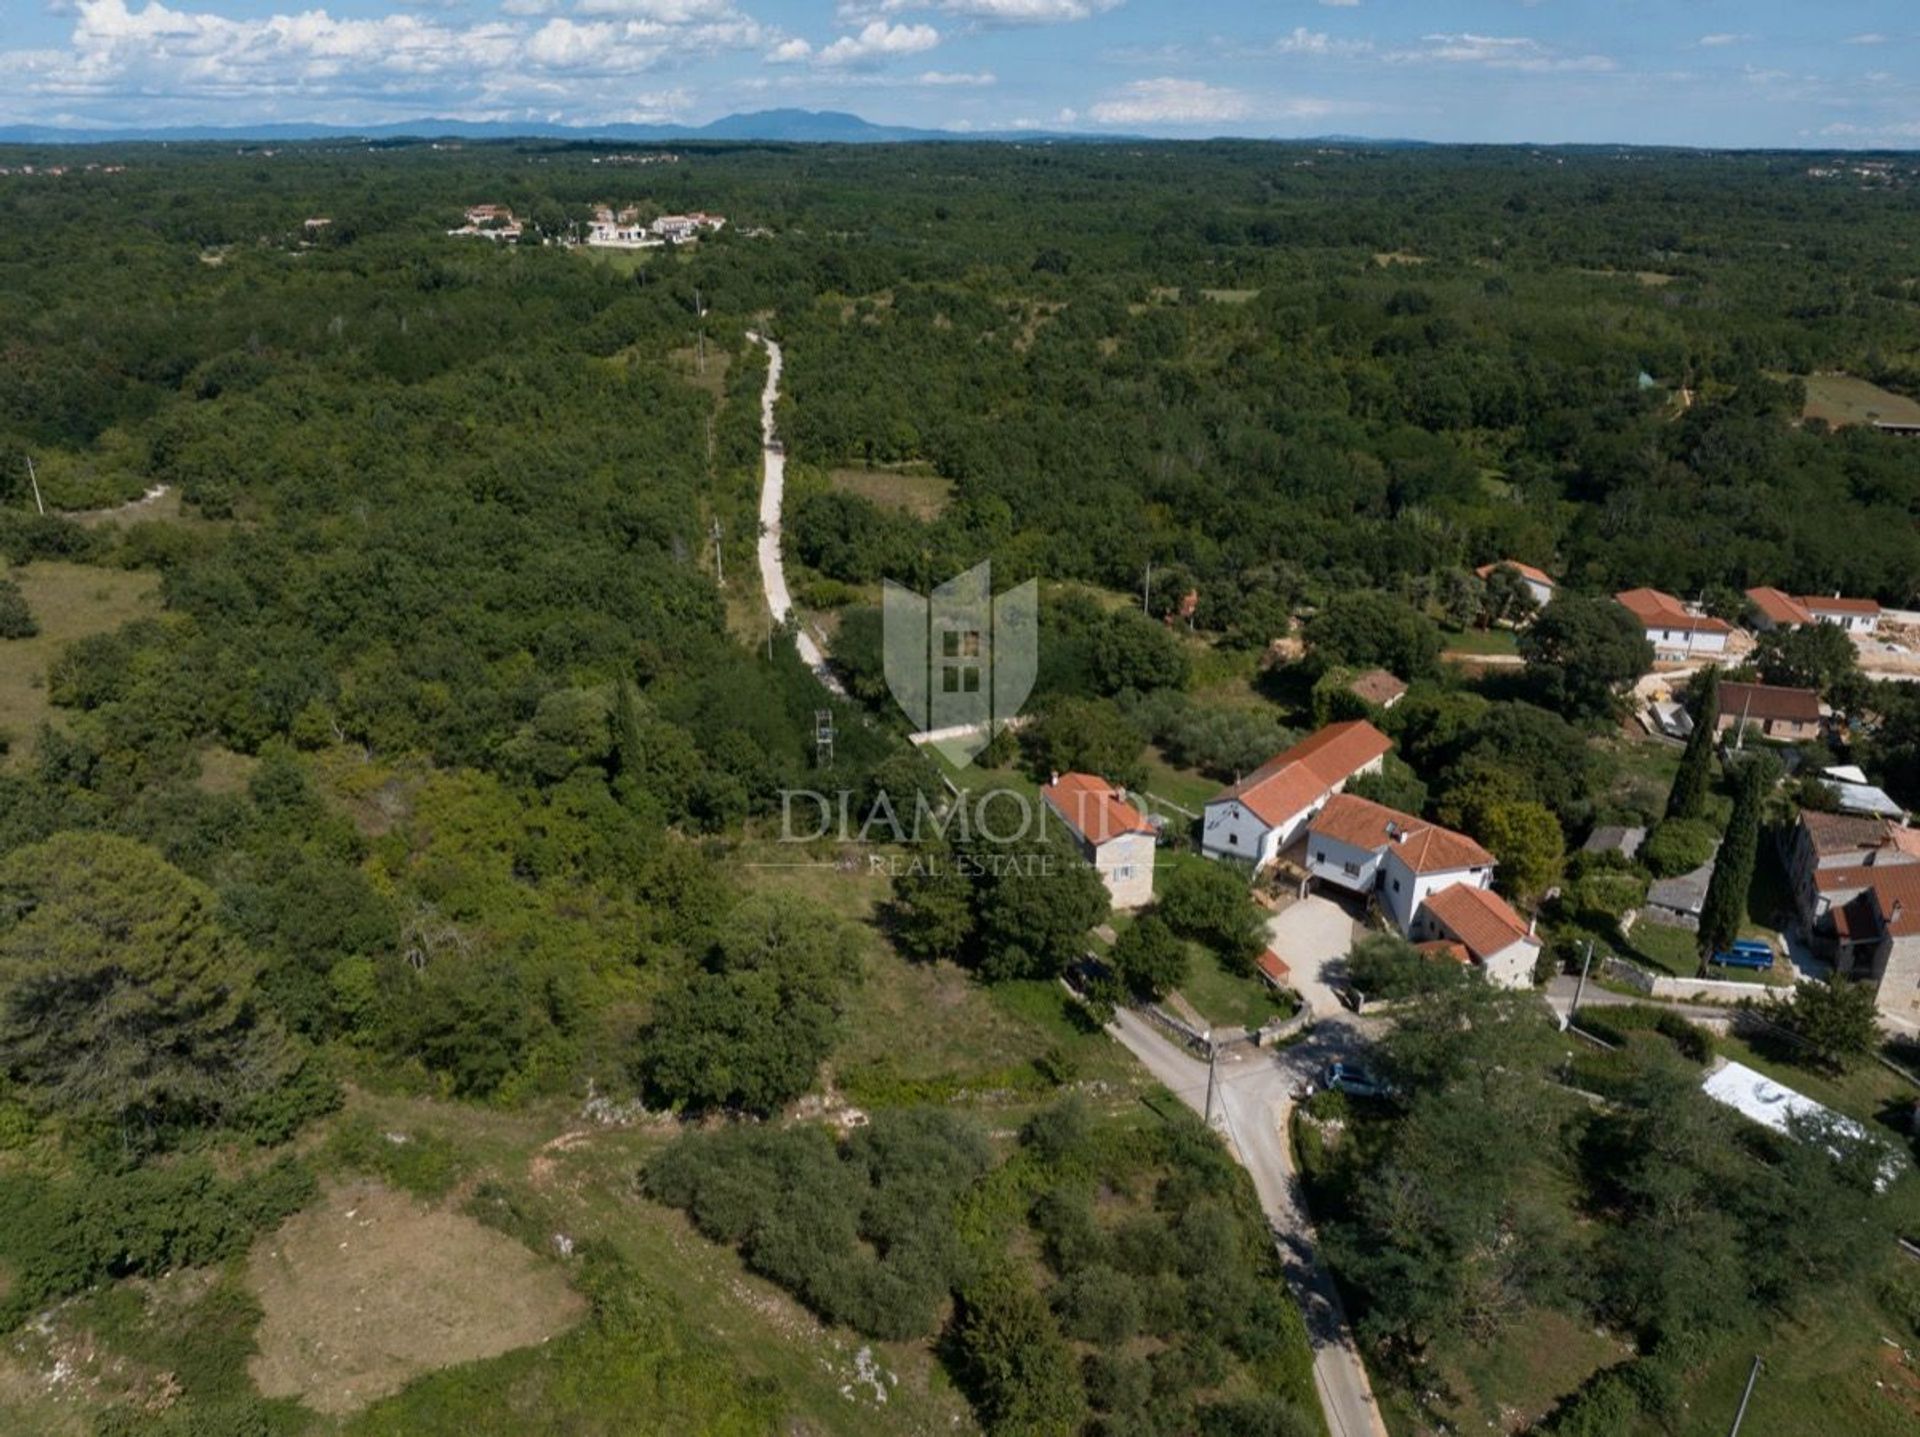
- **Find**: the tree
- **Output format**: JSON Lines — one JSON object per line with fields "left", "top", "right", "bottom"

{"left": 1479, "top": 564, "right": 1539, "bottom": 629}
{"left": 1023, "top": 696, "right": 1145, "bottom": 790}
{"left": 974, "top": 849, "right": 1110, "bottom": 982}
{"left": 1696, "top": 757, "right": 1775, "bottom": 961}
{"left": 953, "top": 1269, "right": 1086, "bottom": 1437}
{"left": 0, "top": 579, "right": 36, "bottom": 640}
{"left": 1520, "top": 597, "right": 1654, "bottom": 721}
{"left": 637, "top": 894, "right": 859, "bottom": 1114}
{"left": 1157, "top": 862, "right": 1264, "bottom": 970}
{"left": 1472, "top": 799, "right": 1565, "bottom": 902}
{"left": 0, "top": 832, "right": 292, "bottom": 1132}
{"left": 888, "top": 850, "right": 977, "bottom": 962}
{"left": 1666, "top": 667, "right": 1718, "bottom": 820}
{"left": 1764, "top": 977, "right": 1881, "bottom": 1073}
{"left": 1091, "top": 609, "right": 1190, "bottom": 694}
{"left": 1304, "top": 591, "right": 1443, "bottom": 679}
{"left": 1755, "top": 622, "right": 1858, "bottom": 699}
{"left": 1110, "top": 914, "right": 1188, "bottom": 1000}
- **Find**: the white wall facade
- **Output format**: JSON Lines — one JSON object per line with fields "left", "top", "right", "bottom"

{"left": 1647, "top": 625, "right": 1730, "bottom": 659}
{"left": 1093, "top": 831, "right": 1156, "bottom": 910}
{"left": 1201, "top": 800, "right": 1281, "bottom": 867}
{"left": 1379, "top": 855, "right": 1493, "bottom": 933}
{"left": 1305, "top": 832, "right": 1386, "bottom": 897}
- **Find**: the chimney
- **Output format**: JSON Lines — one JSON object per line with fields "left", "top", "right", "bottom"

{"left": 1049, "top": 770, "right": 1060, "bottom": 787}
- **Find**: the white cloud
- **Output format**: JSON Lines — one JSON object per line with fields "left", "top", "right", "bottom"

{"left": 498, "top": 0, "right": 553, "bottom": 14}
{"left": 1089, "top": 77, "right": 1252, "bottom": 125}
{"left": 1845, "top": 33, "right": 1889, "bottom": 46}
{"left": 1388, "top": 33, "right": 1615, "bottom": 73}
{"left": 815, "top": 20, "right": 939, "bottom": 68}
{"left": 767, "top": 36, "right": 811, "bottom": 61}
{"left": 916, "top": 68, "right": 994, "bottom": 85}
{"left": 1821, "top": 119, "right": 1920, "bottom": 137}
{"left": 1696, "top": 33, "right": 1746, "bottom": 48}
{"left": 570, "top": 0, "right": 736, "bottom": 16}
{"left": 1319, "top": 0, "right": 1359, "bottom": 7}
{"left": 844, "top": 0, "right": 1118, "bottom": 26}
{"left": 1268, "top": 26, "right": 1370, "bottom": 58}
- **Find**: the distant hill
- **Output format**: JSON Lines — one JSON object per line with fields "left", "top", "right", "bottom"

{"left": 0, "top": 109, "right": 1111, "bottom": 146}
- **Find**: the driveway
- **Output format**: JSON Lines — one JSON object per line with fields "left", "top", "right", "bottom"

{"left": 1108, "top": 1008, "right": 1389, "bottom": 1437}
{"left": 1267, "top": 895, "right": 1363, "bottom": 1017}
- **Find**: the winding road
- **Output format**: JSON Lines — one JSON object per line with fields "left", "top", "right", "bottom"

{"left": 747, "top": 331, "right": 843, "bottom": 696}
{"left": 1108, "top": 1011, "right": 1390, "bottom": 1437}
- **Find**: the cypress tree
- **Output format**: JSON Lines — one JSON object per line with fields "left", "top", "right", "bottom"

{"left": 1666, "top": 667, "right": 1719, "bottom": 820}
{"left": 1697, "top": 755, "right": 1770, "bottom": 963}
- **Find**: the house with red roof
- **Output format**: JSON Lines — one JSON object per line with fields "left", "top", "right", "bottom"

{"left": 1304, "top": 792, "right": 1496, "bottom": 936}
{"left": 1410, "top": 883, "right": 1543, "bottom": 989}
{"left": 1745, "top": 587, "right": 1881, "bottom": 636}
{"left": 1042, "top": 772, "right": 1157, "bottom": 909}
{"left": 1475, "top": 560, "right": 1555, "bottom": 609}
{"left": 1615, "top": 587, "right": 1734, "bottom": 660}
{"left": 1201, "top": 720, "right": 1392, "bottom": 870}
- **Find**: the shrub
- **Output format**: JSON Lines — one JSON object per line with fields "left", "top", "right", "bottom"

{"left": 1641, "top": 818, "right": 1717, "bottom": 878}
{"left": 0, "top": 578, "right": 35, "bottom": 639}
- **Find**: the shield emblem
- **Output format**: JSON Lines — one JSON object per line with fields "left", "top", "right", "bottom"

{"left": 883, "top": 561, "right": 1037, "bottom": 767}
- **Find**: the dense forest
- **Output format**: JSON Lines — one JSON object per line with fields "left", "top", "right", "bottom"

{"left": 3, "top": 137, "right": 1920, "bottom": 1436}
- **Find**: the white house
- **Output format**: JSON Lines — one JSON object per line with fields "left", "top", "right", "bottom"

{"left": 1411, "top": 883, "right": 1542, "bottom": 989}
{"left": 1304, "top": 793, "right": 1496, "bottom": 934}
{"left": 1746, "top": 586, "right": 1880, "bottom": 635}
{"left": 1475, "top": 559, "right": 1555, "bottom": 610}
{"left": 1042, "top": 773, "right": 1156, "bottom": 910}
{"left": 1201, "top": 720, "right": 1391, "bottom": 870}
{"left": 1615, "top": 587, "right": 1733, "bottom": 660}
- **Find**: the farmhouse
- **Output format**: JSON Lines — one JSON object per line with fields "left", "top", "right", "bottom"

{"left": 1614, "top": 587, "right": 1733, "bottom": 659}
{"left": 1200, "top": 720, "right": 1391, "bottom": 870}
{"left": 1042, "top": 772, "right": 1156, "bottom": 910}
{"left": 1715, "top": 682, "right": 1824, "bottom": 744}
{"left": 651, "top": 212, "right": 726, "bottom": 243}
{"left": 1409, "top": 882, "right": 1543, "bottom": 990}
{"left": 1474, "top": 559, "right": 1555, "bottom": 609}
{"left": 450, "top": 204, "right": 523, "bottom": 241}
{"left": 1304, "top": 793, "right": 1496, "bottom": 935}
{"left": 586, "top": 205, "right": 659, "bottom": 248}
{"left": 1788, "top": 808, "right": 1920, "bottom": 941}
{"left": 1818, "top": 860, "right": 1920, "bottom": 1026}
{"left": 1744, "top": 586, "right": 1881, "bottom": 635}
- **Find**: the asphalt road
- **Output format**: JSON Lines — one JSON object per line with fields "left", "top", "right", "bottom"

{"left": 1108, "top": 1008, "right": 1390, "bottom": 1437}
{"left": 747, "top": 332, "right": 843, "bottom": 695}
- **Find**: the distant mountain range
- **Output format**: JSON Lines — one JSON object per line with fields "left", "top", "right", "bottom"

{"left": 0, "top": 109, "right": 1119, "bottom": 146}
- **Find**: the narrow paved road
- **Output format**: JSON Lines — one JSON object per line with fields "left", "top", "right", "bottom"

{"left": 747, "top": 331, "right": 843, "bottom": 696}
{"left": 1109, "top": 1009, "right": 1390, "bottom": 1437}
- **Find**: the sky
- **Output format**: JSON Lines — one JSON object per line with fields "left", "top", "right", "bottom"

{"left": 0, "top": 0, "right": 1915, "bottom": 144}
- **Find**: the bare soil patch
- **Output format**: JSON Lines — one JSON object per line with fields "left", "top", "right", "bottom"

{"left": 246, "top": 1178, "right": 585, "bottom": 1416}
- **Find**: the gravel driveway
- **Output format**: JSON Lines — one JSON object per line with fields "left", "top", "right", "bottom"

{"left": 1266, "top": 895, "right": 1363, "bottom": 1017}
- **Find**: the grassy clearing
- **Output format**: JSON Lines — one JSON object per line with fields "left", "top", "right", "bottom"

{"left": 247, "top": 1178, "right": 587, "bottom": 1416}
{"left": 1626, "top": 917, "right": 1699, "bottom": 977}
{"left": 196, "top": 745, "right": 261, "bottom": 796}
{"left": 664, "top": 343, "right": 730, "bottom": 399}
{"left": 1200, "top": 288, "right": 1260, "bottom": 304}
{"left": 0, "top": 560, "right": 160, "bottom": 769}
{"left": 1372, "top": 251, "right": 1429, "bottom": 267}
{"left": 1803, "top": 372, "right": 1920, "bottom": 429}
{"left": 828, "top": 466, "right": 952, "bottom": 520}
{"left": 1176, "top": 944, "right": 1286, "bottom": 1032}
{"left": 1139, "top": 746, "right": 1218, "bottom": 816}
{"left": 1383, "top": 1305, "right": 1629, "bottom": 1434}
{"left": 1439, "top": 626, "right": 1519, "bottom": 656}
{"left": 1710, "top": 1030, "right": 1919, "bottom": 1138}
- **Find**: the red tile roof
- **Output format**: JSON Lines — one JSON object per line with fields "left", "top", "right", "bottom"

{"left": 1718, "top": 682, "right": 1820, "bottom": 726}
{"left": 1416, "top": 939, "right": 1472, "bottom": 965}
{"left": 1802, "top": 594, "right": 1882, "bottom": 617}
{"left": 1421, "top": 882, "right": 1536, "bottom": 961}
{"left": 1615, "top": 588, "right": 1733, "bottom": 635}
{"left": 1746, "top": 587, "right": 1813, "bottom": 627}
{"left": 1216, "top": 720, "right": 1392, "bottom": 830}
{"left": 1868, "top": 864, "right": 1920, "bottom": 937}
{"left": 1475, "top": 560, "right": 1554, "bottom": 588}
{"left": 1043, "top": 774, "right": 1154, "bottom": 847}
{"left": 1309, "top": 793, "right": 1494, "bottom": 875}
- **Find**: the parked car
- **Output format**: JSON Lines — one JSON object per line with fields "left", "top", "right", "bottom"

{"left": 1322, "top": 1060, "right": 1391, "bottom": 1099}
{"left": 1710, "top": 939, "right": 1774, "bottom": 972}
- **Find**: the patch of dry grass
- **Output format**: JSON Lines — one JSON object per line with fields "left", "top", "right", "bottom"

{"left": 1803, "top": 372, "right": 1920, "bottom": 429}
{"left": 0, "top": 561, "right": 161, "bottom": 770}
{"left": 828, "top": 467, "right": 951, "bottom": 521}
{"left": 247, "top": 1178, "right": 586, "bottom": 1417}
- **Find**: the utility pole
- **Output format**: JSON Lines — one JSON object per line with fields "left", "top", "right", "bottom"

{"left": 710, "top": 517, "right": 724, "bottom": 587}
{"left": 1726, "top": 1355, "right": 1762, "bottom": 1437}
{"left": 1567, "top": 939, "right": 1594, "bottom": 1029}
{"left": 1142, "top": 561, "right": 1152, "bottom": 616}
{"left": 695, "top": 288, "right": 706, "bottom": 376}
{"left": 24, "top": 455, "right": 44, "bottom": 517}
{"left": 1203, "top": 1033, "right": 1218, "bottom": 1126}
